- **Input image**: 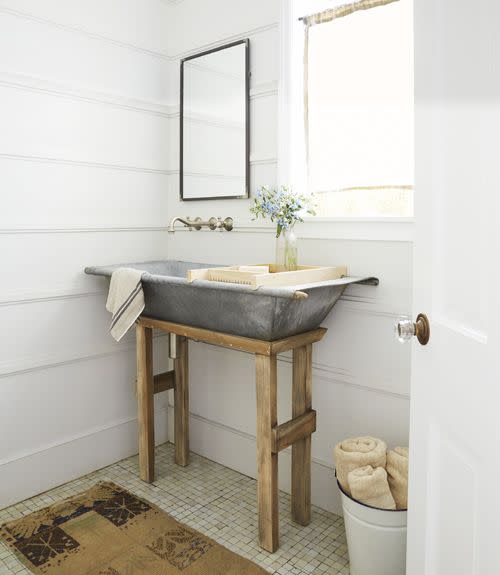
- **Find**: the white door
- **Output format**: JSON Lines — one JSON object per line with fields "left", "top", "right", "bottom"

{"left": 407, "top": 1, "right": 500, "bottom": 574}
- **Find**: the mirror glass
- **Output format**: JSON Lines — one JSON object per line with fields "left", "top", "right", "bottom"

{"left": 180, "top": 40, "right": 249, "bottom": 200}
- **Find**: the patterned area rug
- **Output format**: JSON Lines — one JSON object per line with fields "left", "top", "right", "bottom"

{"left": 0, "top": 481, "right": 267, "bottom": 574}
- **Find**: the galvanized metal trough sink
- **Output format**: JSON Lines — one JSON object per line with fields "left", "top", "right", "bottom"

{"left": 85, "top": 260, "right": 378, "bottom": 341}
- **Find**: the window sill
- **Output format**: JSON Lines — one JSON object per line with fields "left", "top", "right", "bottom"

{"left": 233, "top": 217, "right": 414, "bottom": 242}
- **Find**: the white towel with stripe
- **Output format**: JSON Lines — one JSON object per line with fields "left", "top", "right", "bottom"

{"left": 106, "top": 268, "right": 145, "bottom": 341}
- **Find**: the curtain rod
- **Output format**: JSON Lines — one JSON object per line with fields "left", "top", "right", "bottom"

{"left": 298, "top": 0, "right": 399, "bottom": 25}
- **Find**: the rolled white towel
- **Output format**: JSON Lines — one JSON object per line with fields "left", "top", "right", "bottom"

{"left": 334, "top": 436, "right": 387, "bottom": 495}
{"left": 347, "top": 465, "right": 396, "bottom": 510}
{"left": 387, "top": 446, "right": 409, "bottom": 510}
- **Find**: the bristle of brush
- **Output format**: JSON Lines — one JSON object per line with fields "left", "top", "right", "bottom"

{"left": 208, "top": 273, "right": 251, "bottom": 285}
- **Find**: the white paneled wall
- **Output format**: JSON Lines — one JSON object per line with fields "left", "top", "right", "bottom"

{"left": 0, "top": 0, "right": 171, "bottom": 508}
{"left": 1, "top": 0, "right": 412, "bottom": 517}
{"left": 165, "top": 0, "right": 412, "bottom": 515}
{"left": 0, "top": 1, "right": 171, "bottom": 56}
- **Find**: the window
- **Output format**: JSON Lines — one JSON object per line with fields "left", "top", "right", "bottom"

{"left": 290, "top": 0, "right": 414, "bottom": 217}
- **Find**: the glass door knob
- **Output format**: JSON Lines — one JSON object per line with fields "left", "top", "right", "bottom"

{"left": 395, "top": 314, "right": 430, "bottom": 345}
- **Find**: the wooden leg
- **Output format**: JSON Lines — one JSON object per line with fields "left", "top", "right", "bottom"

{"left": 174, "top": 336, "right": 189, "bottom": 466}
{"left": 255, "top": 353, "right": 279, "bottom": 552}
{"left": 291, "top": 343, "right": 313, "bottom": 525}
{"left": 137, "top": 323, "right": 154, "bottom": 483}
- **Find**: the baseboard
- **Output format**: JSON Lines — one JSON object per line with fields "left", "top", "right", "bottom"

{"left": 0, "top": 408, "right": 168, "bottom": 510}
{"left": 167, "top": 406, "right": 343, "bottom": 516}
{"left": 2, "top": 405, "right": 342, "bottom": 514}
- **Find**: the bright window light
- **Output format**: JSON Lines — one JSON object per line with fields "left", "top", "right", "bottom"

{"left": 300, "top": 0, "right": 414, "bottom": 217}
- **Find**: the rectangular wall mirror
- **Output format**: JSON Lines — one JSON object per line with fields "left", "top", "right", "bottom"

{"left": 180, "top": 39, "right": 249, "bottom": 201}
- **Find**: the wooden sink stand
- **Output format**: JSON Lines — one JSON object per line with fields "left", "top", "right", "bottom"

{"left": 135, "top": 316, "right": 326, "bottom": 553}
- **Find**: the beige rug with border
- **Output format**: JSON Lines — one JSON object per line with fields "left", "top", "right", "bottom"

{"left": 0, "top": 481, "right": 267, "bottom": 575}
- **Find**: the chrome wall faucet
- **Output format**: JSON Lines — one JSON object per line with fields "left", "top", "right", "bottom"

{"left": 168, "top": 216, "right": 234, "bottom": 233}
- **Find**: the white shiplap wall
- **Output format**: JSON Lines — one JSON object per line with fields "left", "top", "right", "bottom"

{"left": 1, "top": 0, "right": 412, "bottom": 516}
{"left": 165, "top": 0, "right": 412, "bottom": 515}
{"left": 0, "top": 0, "right": 172, "bottom": 508}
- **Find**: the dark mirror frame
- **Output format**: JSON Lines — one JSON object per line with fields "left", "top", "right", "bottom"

{"left": 180, "top": 38, "right": 250, "bottom": 201}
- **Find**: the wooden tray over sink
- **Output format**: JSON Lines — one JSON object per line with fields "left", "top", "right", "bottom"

{"left": 187, "top": 264, "right": 347, "bottom": 289}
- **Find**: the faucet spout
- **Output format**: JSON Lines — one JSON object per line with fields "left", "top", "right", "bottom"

{"left": 168, "top": 216, "right": 191, "bottom": 233}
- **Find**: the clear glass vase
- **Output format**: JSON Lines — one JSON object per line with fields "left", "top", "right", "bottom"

{"left": 275, "top": 226, "right": 298, "bottom": 271}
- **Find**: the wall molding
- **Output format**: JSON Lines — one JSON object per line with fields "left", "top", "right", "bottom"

{"left": 250, "top": 81, "right": 278, "bottom": 100}
{"left": 170, "top": 23, "right": 279, "bottom": 61}
{"left": 161, "top": 82, "right": 279, "bottom": 121}
{"left": 0, "top": 280, "right": 398, "bottom": 313}
{"left": 339, "top": 292, "right": 377, "bottom": 304}
{"left": 0, "top": 332, "right": 168, "bottom": 380}
{"left": 0, "top": 406, "right": 169, "bottom": 509}
{"left": 170, "top": 407, "right": 335, "bottom": 470}
{"left": 0, "top": 406, "right": 168, "bottom": 468}
{"left": 186, "top": 59, "right": 244, "bottom": 83}
{"left": 0, "top": 4, "right": 171, "bottom": 61}
{"left": 0, "top": 290, "right": 408, "bottom": 397}
{"left": 339, "top": 302, "right": 408, "bottom": 319}
{"left": 0, "top": 152, "right": 174, "bottom": 176}
{"left": 0, "top": 288, "right": 106, "bottom": 307}
{"left": 163, "top": 156, "right": 277, "bottom": 177}
{"left": 171, "top": 217, "right": 414, "bottom": 242}
{"left": 0, "top": 315, "right": 408, "bottom": 398}
{"left": 183, "top": 112, "right": 244, "bottom": 130}
{"left": 0, "top": 71, "right": 276, "bottom": 122}
{"left": 0, "top": 225, "right": 168, "bottom": 234}
{"left": 312, "top": 368, "right": 410, "bottom": 401}
{"left": 250, "top": 157, "right": 278, "bottom": 166}
{"left": 0, "top": 71, "right": 174, "bottom": 118}
{"left": 189, "top": 341, "right": 410, "bottom": 400}
{"left": 0, "top": 5, "right": 279, "bottom": 64}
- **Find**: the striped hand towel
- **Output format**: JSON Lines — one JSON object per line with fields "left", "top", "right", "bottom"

{"left": 106, "top": 268, "right": 145, "bottom": 341}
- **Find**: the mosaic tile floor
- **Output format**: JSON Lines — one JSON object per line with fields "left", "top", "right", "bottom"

{"left": 0, "top": 443, "right": 349, "bottom": 575}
